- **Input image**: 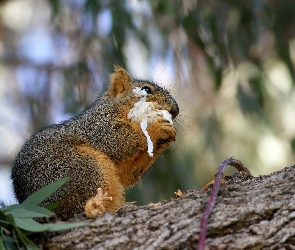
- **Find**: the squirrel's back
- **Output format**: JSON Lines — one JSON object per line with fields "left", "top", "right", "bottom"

{"left": 11, "top": 67, "right": 179, "bottom": 220}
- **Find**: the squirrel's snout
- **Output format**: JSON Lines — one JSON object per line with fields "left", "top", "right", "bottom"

{"left": 170, "top": 103, "right": 179, "bottom": 119}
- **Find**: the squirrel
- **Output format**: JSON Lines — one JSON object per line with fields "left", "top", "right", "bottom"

{"left": 11, "top": 67, "right": 179, "bottom": 220}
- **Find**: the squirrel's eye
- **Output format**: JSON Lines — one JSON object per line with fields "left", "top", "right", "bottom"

{"left": 141, "top": 86, "right": 152, "bottom": 94}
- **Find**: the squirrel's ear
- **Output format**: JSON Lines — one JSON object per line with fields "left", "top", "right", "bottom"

{"left": 108, "top": 66, "right": 132, "bottom": 97}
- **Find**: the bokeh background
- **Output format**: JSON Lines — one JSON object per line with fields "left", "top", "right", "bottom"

{"left": 1, "top": 0, "right": 295, "bottom": 206}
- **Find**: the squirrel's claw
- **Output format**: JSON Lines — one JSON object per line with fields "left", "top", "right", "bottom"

{"left": 95, "top": 188, "right": 113, "bottom": 201}
{"left": 85, "top": 188, "right": 112, "bottom": 218}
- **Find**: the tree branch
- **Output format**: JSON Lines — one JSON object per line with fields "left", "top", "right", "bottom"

{"left": 36, "top": 165, "right": 295, "bottom": 249}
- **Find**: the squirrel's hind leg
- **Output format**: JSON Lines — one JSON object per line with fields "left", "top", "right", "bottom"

{"left": 76, "top": 144, "right": 125, "bottom": 218}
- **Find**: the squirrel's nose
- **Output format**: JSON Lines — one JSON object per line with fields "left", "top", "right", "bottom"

{"left": 170, "top": 103, "right": 179, "bottom": 119}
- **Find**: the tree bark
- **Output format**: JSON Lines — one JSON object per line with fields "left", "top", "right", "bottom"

{"left": 36, "top": 165, "right": 295, "bottom": 249}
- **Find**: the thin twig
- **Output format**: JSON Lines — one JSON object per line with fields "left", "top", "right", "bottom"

{"left": 197, "top": 157, "right": 250, "bottom": 250}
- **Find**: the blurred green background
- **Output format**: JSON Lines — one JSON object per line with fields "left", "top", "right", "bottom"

{"left": 1, "top": 0, "right": 295, "bottom": 206}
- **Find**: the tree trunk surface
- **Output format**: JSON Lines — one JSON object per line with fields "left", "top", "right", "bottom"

{"left": 36, "top": 165, "right": 295, "bottom": 250}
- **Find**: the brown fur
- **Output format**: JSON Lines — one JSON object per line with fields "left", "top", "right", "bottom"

{"left": 12, "top": 67, "right": 179, "bottom": 220}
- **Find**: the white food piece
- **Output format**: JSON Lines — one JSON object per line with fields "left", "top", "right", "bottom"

{"left": 128, "top": 87, "right": 173, "bottom": 157}
{"left": 139, "top": 119, "right": 154, "bottom": 157}
{"left": 158, "top": 110, "right": 173, "bottom": 124}
{"left": 127, "top": 100, "right": 157, "bottom": 125}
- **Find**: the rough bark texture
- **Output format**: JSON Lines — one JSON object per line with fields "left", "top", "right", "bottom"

{"left": 35, "top": 165, "right": 295, "bottom": 249}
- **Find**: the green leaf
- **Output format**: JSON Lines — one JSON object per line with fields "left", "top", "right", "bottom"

{"left": 0, "top": 226, "right": 11, "bottom": 235}
{"left": 3, "top": 215, "right": 30, "bottom": 248}
{"left": 0, "top": 219, "right": 12, "bottom": 227}
{"left": 46, "top": 221, "right": 89, "bottom": 232}
{"left": 5, "top": 213, "right": 16, "bottom": 227}
{"left": 13, "top": 216, "right": 88, "bottom": 233}
{"left": 6, "top": 214, "right": 49, "bottom": 233}
{"left": 1, "top": 231, "right": 18, "bottom": 250}
{"left": 13, "top": 226, "right": 41, "bottom": 250}
{"left": 21, "top": 177, "right": 69, "bottom": 207}
{"left": 1, "top": 204, "right": 21, "bottom": 213}
{"left": 0, "top": 178, "right": 82, "bottom": 250}
{"left": 0, "top": 209, "right": 6, "bottom": 220}
{"left": 13, "top": 218, "right": 50, "bottom": 233}
{"left": 44, "top": 202, "right": 59, "bottom": 212}
{"left": 6, "top": 207, "right": 50, "bottom": 218}
{"left": 0, "top": 231, "right": 6, "bottom": 250}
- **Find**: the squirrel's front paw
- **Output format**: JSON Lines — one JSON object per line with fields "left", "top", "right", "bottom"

{"left": 85, "top": 188, "right": 112, "bottom": 218}
{"left": 148, "top": 119, "right": 176, "bottom": 150}
{"left": 159, "top": 121, "right": 176, "bottom": 143}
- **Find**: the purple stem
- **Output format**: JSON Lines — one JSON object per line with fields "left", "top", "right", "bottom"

{"left": 197, "top": 158, "right": 236, "bottom": 250}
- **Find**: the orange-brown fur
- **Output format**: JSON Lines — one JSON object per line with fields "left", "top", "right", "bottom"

{"left": 115, "top": 120, "right": 176, "bottom": 188}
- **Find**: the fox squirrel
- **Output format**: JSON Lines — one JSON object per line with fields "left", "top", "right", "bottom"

{"left": 11, "top": 67, "right": 179, "bottom": 220}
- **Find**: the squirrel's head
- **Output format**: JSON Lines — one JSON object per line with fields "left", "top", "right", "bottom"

{"left": 108, "top": 66, "right": 179, "bottom": 120}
